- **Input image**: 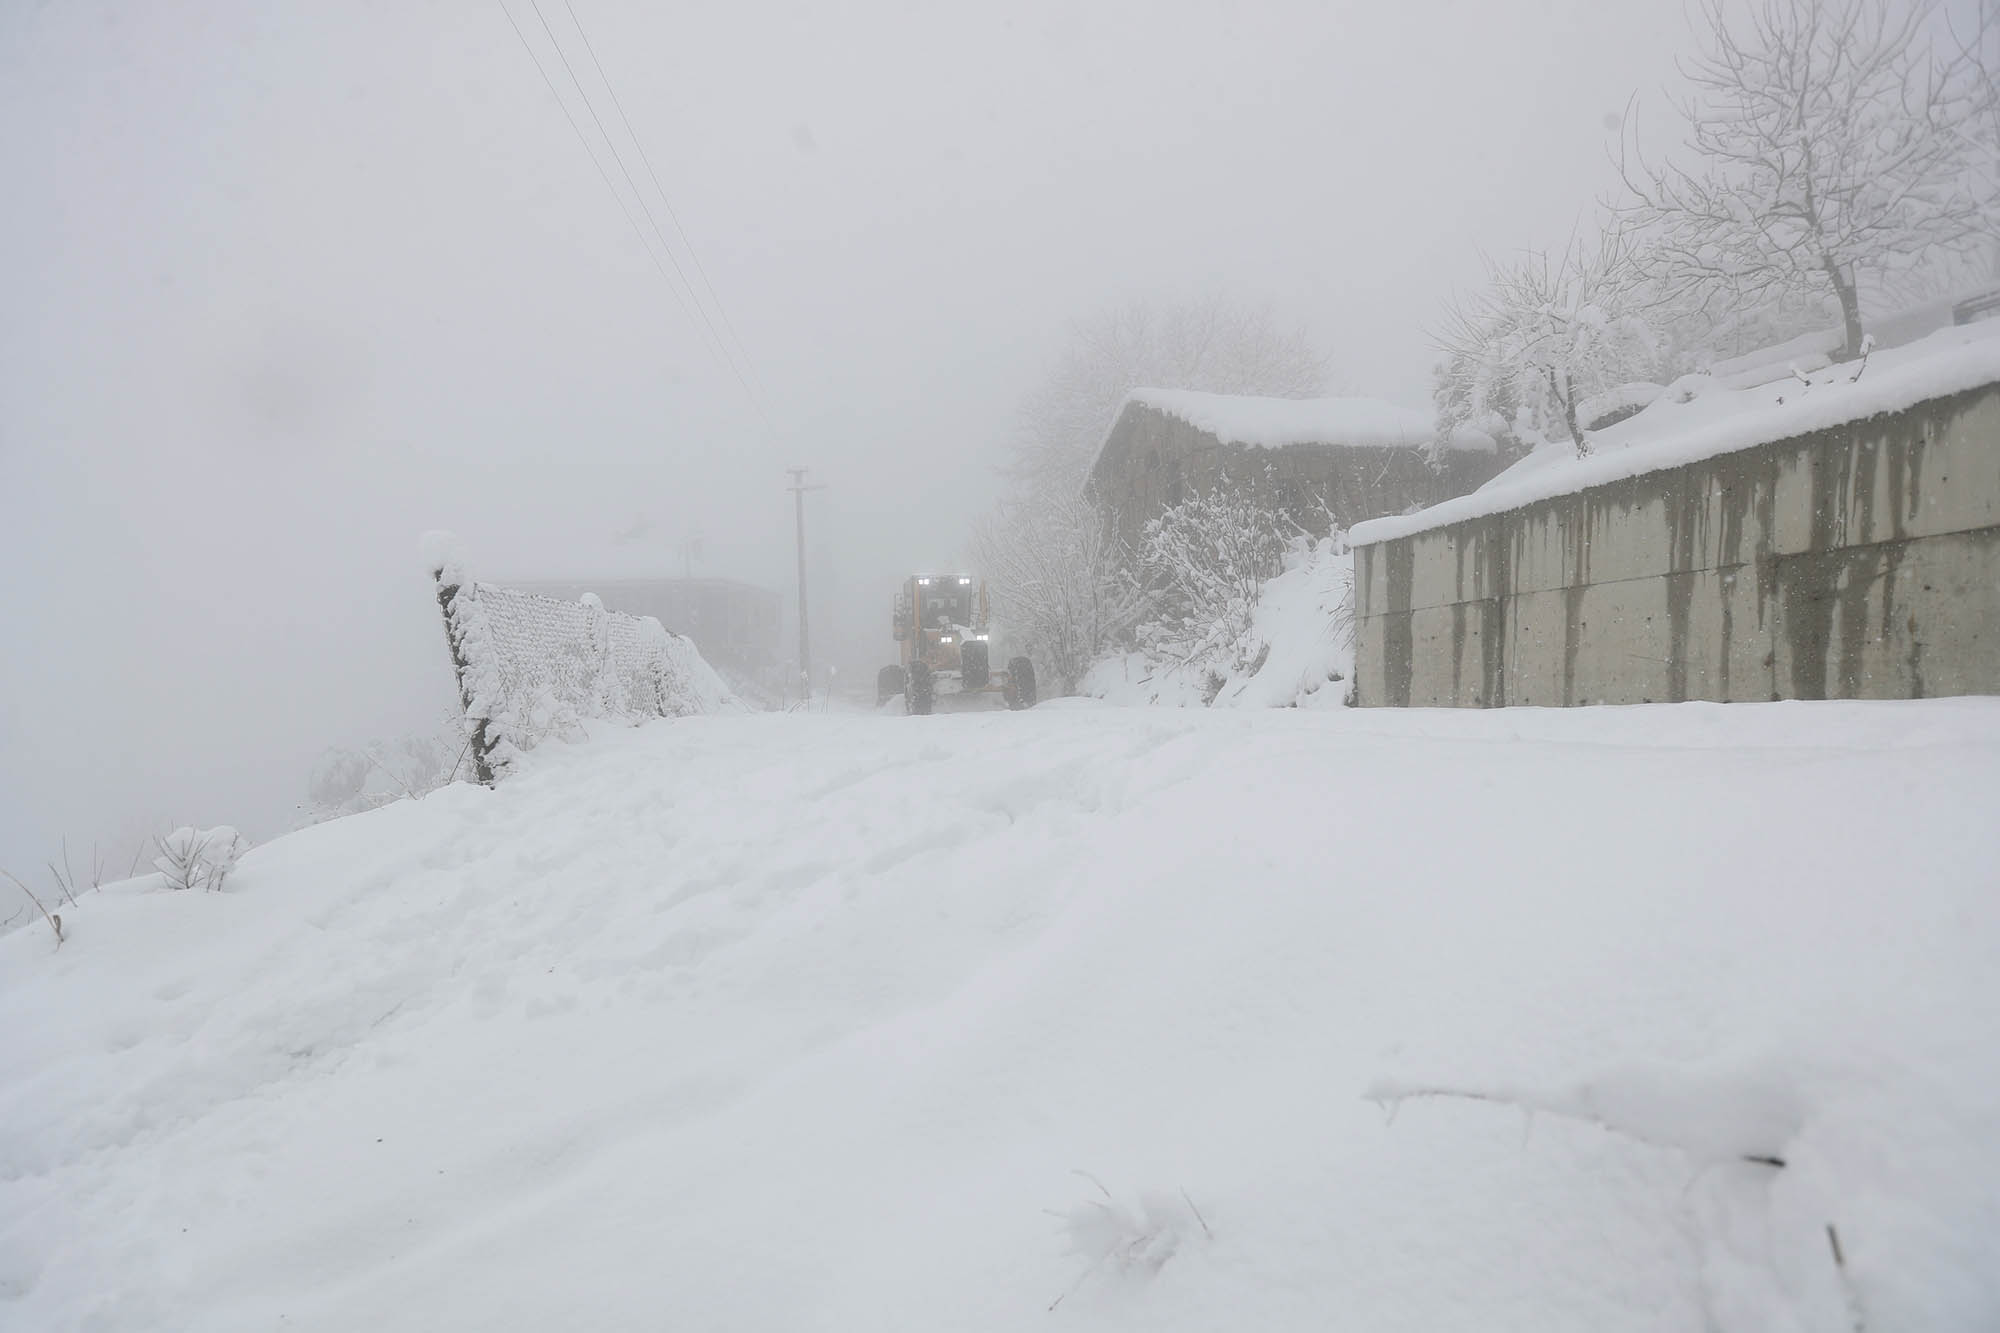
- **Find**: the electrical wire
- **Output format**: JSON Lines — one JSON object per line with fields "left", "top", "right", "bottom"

{"left": 558, "top": 0, "right": 774, "bottom": 406}
{"left": 495, "top": 0, "right": 769, "bottom": 423}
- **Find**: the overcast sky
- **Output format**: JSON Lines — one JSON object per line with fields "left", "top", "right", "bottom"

{"left": 2, "top": 0, "right": 1713, "bottom": 874}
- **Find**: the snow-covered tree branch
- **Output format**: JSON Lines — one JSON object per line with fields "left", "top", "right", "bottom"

{"left": 1432, "top": 227, "right": 1659, "bottom": 459}
{"left": 971, "top": 492, "right": 1143, "bottom": 696}
{"left": 1622, "top": 0, "right": 1997, "bottom": 360}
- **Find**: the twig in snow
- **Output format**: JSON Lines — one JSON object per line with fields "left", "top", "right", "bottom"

{"left": 1366, "top": 1083, "right": 1787, "bottom": 1168}
{"left": 360, "top": 746, "right": 420, "bottom": 802}
{"left": 1847, "top": 334, "right": 1875, "bottom": 383}
{"left": 1180, "top": 1188, "right": 1213, "bottom": 1241}
{"left": 47, "top": 860, "right": 77, "bottom": 909}
{"left": 443, "top": 728, "right": 476, "bottom": 788}
{"left": 1828, "top": 1223, "right": 1867, "bottom": 1332}
{"left": 1047, "top": 1253, "right": 1105, "bottom": 1312}
{"left": 1071, "top": 1168, "right": 1114, "bottom": 1201}
{"left": 2, "top": 867, "right": 64, "bottom": 948}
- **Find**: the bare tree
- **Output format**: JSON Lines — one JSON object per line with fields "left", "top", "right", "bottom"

{"left": 971, "top": 492, "right": 1143, "bottom": 696}
{"left": 1432, "top": 228, "right": 1658, "bottom": 459}
{"left": 1623, "top": 0, "right": 1995, "bottom": 361}
{"left": 1947, "top": 0, "right": 2000, "bottom": 282}
{"left": 1010, "top": 296, "right": 1329, "bottom": 497}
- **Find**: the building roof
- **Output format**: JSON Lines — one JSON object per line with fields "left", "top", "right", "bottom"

{"left": 1089, "top": 389, "right": 1495, "bottom": 482}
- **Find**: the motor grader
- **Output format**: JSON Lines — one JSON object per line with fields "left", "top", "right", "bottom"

{"left": 877, "top": 573, "right": 1036, "bottom": 714}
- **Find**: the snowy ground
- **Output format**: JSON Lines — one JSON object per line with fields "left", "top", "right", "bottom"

{"left": 5, "top": 700, "right": 1999, "bottom": 1330}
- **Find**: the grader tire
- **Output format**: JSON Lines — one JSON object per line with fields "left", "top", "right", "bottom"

{"left": 907, "top": 661, "right": 935, "bottom": 715}
{"left": 876, "top": 665, "right": 907, "bottom": 707}
{"left": 960, "top": 640, "right": 991, "bottom": 689}
{"left": 1004, "top": 656, "right": 1037, "bottom": 710}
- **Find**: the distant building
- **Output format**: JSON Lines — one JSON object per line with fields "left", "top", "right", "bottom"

{"left": 511, "top": 576, "right": 781, "bottom": 682}
{"left": 1087, "top": 389, "right": 1505, "bottom": 552}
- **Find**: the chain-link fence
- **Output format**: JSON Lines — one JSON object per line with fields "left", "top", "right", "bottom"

{"left": 428, "top": 541, "right": 739, "bottom": 783}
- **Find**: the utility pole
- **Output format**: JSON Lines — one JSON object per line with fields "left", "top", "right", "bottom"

{"left": 786, "top": 468, "right": 825, "bottom": 704}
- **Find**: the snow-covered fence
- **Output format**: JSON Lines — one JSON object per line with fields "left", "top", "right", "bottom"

{"left": 1349, "top": 349, "right": 2000, "bottom": 707}
{"left": 425, "top": 534, "right": 738, "bottom": 783}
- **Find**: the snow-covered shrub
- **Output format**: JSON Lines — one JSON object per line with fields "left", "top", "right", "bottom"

{"left": 153, "top": 826, "right": 250, "bottom": 892}
{"left": 1136, "top": 484, "right": 1295, "bottom": 670}
{"left": 1048, "top": 1175, "right": 1211, "bottom": 1309}
{"left": 1087, "top": 535, "right": 1353, "bottom": 710}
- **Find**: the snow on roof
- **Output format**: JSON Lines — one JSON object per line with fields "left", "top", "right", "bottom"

{"left": 1349, "top": 320, "right": 2000, "bottom": 549}
{"left": 1108, "top": 389, "right": 1494, "bottom": 460}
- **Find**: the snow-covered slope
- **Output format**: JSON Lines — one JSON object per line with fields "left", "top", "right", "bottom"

{"left": 5, "top": 701, "right": 1999, "bottom": 1330}
{"left": 1085, "top": 537, "right": 1353, "bottom": 709}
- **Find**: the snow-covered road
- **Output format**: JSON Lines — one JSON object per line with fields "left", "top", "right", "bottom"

{"left": 5, "top": 699, "right": 1999, "bottom": 1330}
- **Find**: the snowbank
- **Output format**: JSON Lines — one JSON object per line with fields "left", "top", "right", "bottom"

{"left": 1085, "top": 537, "right": 1353, "bottom": 710}
{"left": 1124, "top": 388, "right": 1495, "bottom": 453}
{"left": 4, "top": 701, "right": 1999, "bottom": 1329}
{"left": 1351, "top": 320, "right": 2000, "bottom": 547}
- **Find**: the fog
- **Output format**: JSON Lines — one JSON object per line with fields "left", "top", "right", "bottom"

{"left": 1, "top": 0, "right": 1698, "bottom": 875}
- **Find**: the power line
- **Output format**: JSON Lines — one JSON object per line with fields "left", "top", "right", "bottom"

{"left": 524, "top": 1, "right": 739, "bottom": 379}
{"left": 558, "top": 0, "right": 773, "bottom": 406}
{"left": 494, "top": 0, "right": 768, "bottom": 423}
{"left": 495, "top": 0, "right": 707, "bottom": 336}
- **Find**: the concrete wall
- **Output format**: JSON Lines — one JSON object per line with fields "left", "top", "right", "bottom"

{"left": 1353, "top": 381, "right": 2000, "bottom": 707}
{"left": 1091, "top": 403, "right": 1505, "bottom": 555}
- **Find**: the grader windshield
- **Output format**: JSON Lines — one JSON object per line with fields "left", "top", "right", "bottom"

{"left": 914, "top": 575, "right": 976, "bottom": 631}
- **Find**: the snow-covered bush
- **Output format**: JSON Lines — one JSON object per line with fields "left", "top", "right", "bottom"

{"left": 1047, "top": 1174, "right": 1211, "bottom": 1310}
{"left": 1087, "top": 534, "right": 1353, "bottom": 710}
{"left": 1136, "top": 485, "right": 1296, "bottom": 672}
{"left": 153, "top": 826, "right": 250, "bottom": 893}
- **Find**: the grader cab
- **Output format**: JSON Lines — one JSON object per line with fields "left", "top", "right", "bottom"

{"left": 877, "top": 574, "right": 1036, "bottom": 714}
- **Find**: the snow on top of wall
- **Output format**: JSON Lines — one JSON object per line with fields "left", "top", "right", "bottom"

{"left": 1121, "top": 389, "right": 1496, "bottom": 455}
{"left": 1577, "top": 381, "right": 1664, "bottom": 430}
{"left": 1350, "top": 320, "right": 2000, "bottom": 548}
{"left": 1707, "top": 327, "right": 1845, "bottom": 387}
